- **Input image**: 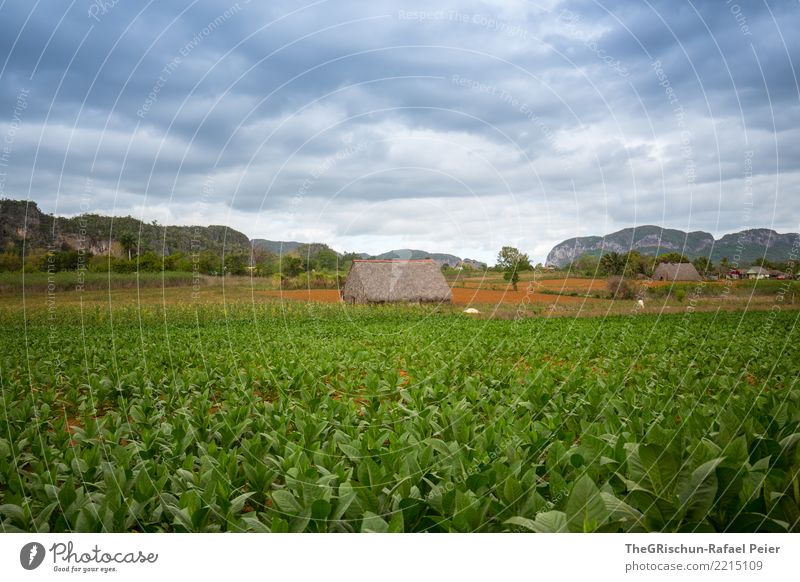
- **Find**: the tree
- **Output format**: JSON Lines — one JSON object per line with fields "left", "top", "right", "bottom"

{"left": 692, "top": 256, "right": 712, "bottom": 275}
{"left": 505, "top": 269, "right": 520, "bottom": 290}
{"left": 497, "top": 246, "right": 532, "bottom": 270}
{"left": 573, "top": 254, "right": 600, "bottom": 276}
{"left": 43, "top": 250, "right": 83, "bottom": 272}
{"left": 622, "top": 250, "right": 648, "bottom": 277}
{"left": 111, "top": 257, "right": 136, "bottom": 273}
{"left": 340, "top": 252, "right": 360, "bottom": 273}
{"left": 496, "top": 246, "right": 531, "bottom": 291}
{"left": 223, "top": 252, "right": 249, "bottom": 276}
{"left": 252, "top": 248, "right": 276, "bottom": 277}
{"left": 655, "top": 252, "right": 690, "bottom": 264}
{"left": 599, "top": 252, "right": 625, "bottom": 276}
{"left": 136, "top": 251, "right": 162, "bottom": 272}
{"left": 118, "top": 232, "right": 137, "bottom": 260}
{"left": 315, "top": 249, "right": 339, "bottom": 271}
{"left": 295, "top": 243, "right": 339, "bottom": 272}
{"left": 23, "top": 250, "right": 48, "bottom": 273}
{"left": 280, "top": 256, "right": 304, "bottom": 278}
{"left": 163, "top": 252, "right": 185, "bottom": 271}
{"left": 0, "top": 251, "right": 22, "bottom": 272}
{"left": 197, "top": 251, "right": 222, "bottom": 275}
{"left": 751, "top": 257, "right": 778, "bottom": 270}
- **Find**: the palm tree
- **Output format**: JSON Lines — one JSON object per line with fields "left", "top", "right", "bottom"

{"left": 118, "top": 232, "right": 136, "bottom": 260}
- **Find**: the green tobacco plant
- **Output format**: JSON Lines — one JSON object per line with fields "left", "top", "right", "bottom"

{"left": 1, "top": 305, "right": 798, "bottom": 532}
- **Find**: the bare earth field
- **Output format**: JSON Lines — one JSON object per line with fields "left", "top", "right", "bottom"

{"left": 262, "top": 287, "right": 599, "bottom": 306}
{"left": 454, "top": 276, "right": 609, "bottom": 293}
{"left": 0, "top": 274, "right": 796, "bottom": 319}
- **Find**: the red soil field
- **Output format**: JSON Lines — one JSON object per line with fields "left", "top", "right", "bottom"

{"left": 536, "top": 277, "right": 607, "bottom": 290}
{"left": 261, "top": 286, "right": 601, "bottom": 306}
{"left": 457, "top": 277, "right": 607, "bottom": 292}
{"left": 450, "top": 287, "right": 598, "bottom": 305}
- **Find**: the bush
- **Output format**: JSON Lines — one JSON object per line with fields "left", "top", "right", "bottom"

{"left": 0, "top": 251, "right": 22, "bottom": 272}
{"left": 135, "top": 251, "right": 163, "bottom": 272}
{"left": 607, "top": 277, "right": 634, "bottom": 299}
{"left": 675, "top": 289, "right": 686, "bottom": 302}
{"left": 111, "top": 257, "right": 136, "bottom": 273}
{"left": 88, "top": 255, "right": 111, "bottom": 272}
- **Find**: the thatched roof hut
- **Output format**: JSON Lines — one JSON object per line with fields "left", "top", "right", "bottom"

{"left": 341, "top": 259, "right": 452, "bottom": 304}
{"left": 652, "top": 262, "right": 702, "bottom": 281}
{"left": 746, "top": 266, "right": 770, "bottom": 279}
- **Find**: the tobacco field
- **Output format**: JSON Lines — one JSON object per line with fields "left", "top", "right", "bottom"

{"left": 1, "top": 304, "right": 799, "bottom": 532}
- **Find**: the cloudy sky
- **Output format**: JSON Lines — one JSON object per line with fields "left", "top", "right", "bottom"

{"left": 0, "top": 0, "right": 798, "bottom": 263}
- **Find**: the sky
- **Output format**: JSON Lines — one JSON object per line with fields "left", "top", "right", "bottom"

{"left": 0, "top": 0, "right": 798, "bottom": 264}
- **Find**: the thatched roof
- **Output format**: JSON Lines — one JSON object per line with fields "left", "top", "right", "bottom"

{"left": 341, "top": 259, "right": 452, "bottom": 303}
{"left": 746, "top": 266, "right": 770, "bottom": 275}
{"left": 652, "top": 262, "right": 702, "bottom": 281}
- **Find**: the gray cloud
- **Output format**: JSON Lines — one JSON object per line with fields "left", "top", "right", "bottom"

{"left": 0, "top": 0, "right": 797, "bottom": 263}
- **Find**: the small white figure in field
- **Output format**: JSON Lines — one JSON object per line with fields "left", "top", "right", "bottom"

{"left": 463, "top": 307, "right": 480, "bottom": 314}
{"left": 636, "top": 299, "right": 645, "bottom": 310}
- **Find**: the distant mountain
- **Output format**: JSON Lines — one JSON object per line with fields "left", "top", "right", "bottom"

{"left": 546, "top": 225, "right": 799, "bottom": 267}
{"left": 1, "top": 198, "right": 488, "bottom": 268}
{"left": 370, "top": 249, "right": 461, "bottom": 267}
{"left": 713, "top": 229, "right": 799, "bottom": 264}
{"left": 0, "top": 199, "right": 250, "bottom": 256}
{"left": 257, "top": 242, "right": 487, "bottom": 269}
{"left": 461, "top": 258, "right": 488, "bottom": 270}
{"left": 358, "top": 248, "right": 486, "bottom": 269}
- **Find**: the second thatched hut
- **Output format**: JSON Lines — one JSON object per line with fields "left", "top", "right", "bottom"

{"left": 341, "top": 259, "right": 452, "bottom": 304}
{"left": 652, "top": 262, "right": 702, "bottom": 282}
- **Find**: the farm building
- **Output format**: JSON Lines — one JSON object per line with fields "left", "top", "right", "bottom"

{"left": 341, "top": 259, "right": 452, "bottom": 304}
{"left": 652, "top": 262, "right": 702, "bottom": 282}
{"left": 746, "top": 266, "right": 770, "bottom": 280}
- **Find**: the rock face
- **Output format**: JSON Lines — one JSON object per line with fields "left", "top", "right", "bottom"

{"left": 546, "top": 225, "right": 799, "bottom": 266}
{"left": 1, "top": 199, "right": 492, "bottom": 269}
{"left": 461, "top": 258, "right": 488, "bottom": 270}
{"left": 0, "top": 199, "right": 250, "bottom": 257}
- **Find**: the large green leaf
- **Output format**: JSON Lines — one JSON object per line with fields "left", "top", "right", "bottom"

{"left": 566, "top": 474, "right": 608, "bottom": 532}
{"left": 360, "top": 512, "right": 389, "bottom": 533}
{"left": 600, "top": 492, "right": 643, "bottom": 528}
{"left": 271, "top": 490, "right": 302, "bottom": 514}
{"left": 631, "top": 444, "right": 678, "bottom": 497}
{"left": 532, "top": 511, "right": 569, "bottom": 533}
{"left": 678, "top": 458, "right": 724, "bottom": 524}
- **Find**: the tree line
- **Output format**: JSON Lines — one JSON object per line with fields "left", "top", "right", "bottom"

{"left": 487, "top": 245, "right": 798, "bottom": 291}
{"left": 0, "top": 242, "right": 361, "bottom": 276}
{"left": 567, "top": 251, "right": 795, "bottom": 277}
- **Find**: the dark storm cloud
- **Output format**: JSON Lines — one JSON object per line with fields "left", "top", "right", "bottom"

{"left": 0, "top": 0, "right": 797, "bottom": 262}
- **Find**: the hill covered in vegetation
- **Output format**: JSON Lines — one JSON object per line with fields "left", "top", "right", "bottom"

{"left": 0, "top": 199, "right": 250, "bottom": 258}
{"left": 0, "top": 199, "right": 485, "bottom": 276}
{"left": 546, "top": 225, "right": 799, "bottom": 267}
